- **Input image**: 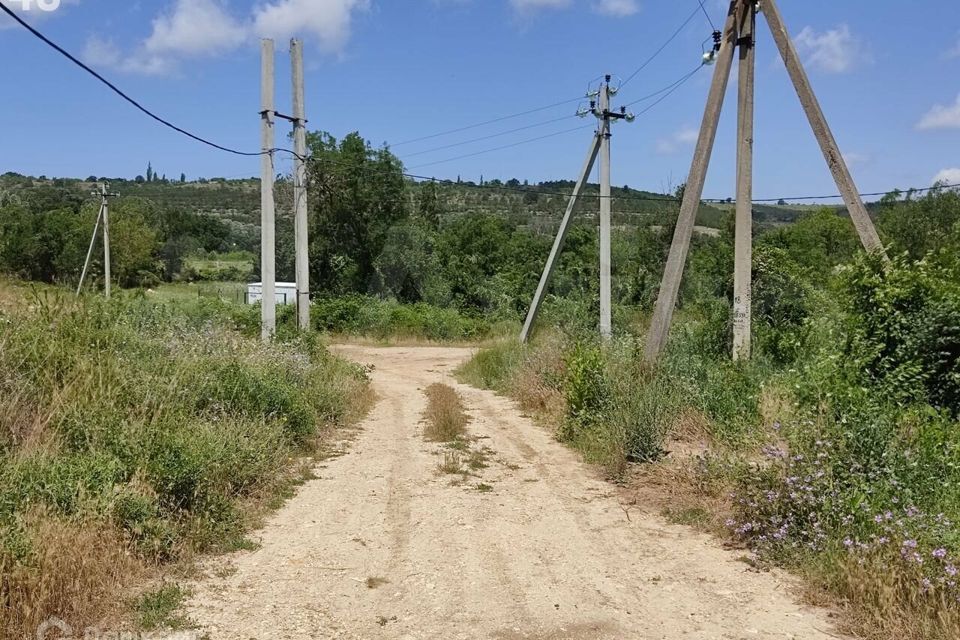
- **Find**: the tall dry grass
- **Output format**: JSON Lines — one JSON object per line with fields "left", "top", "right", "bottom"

{"left": 1, "top": 515, "right": 141, "bottom": 638}
{"left": 422, "top": 384, "right": 469, "bottom": 442}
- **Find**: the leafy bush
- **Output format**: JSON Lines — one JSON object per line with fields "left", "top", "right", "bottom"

{"left": 841, "top": 253, "right": 960, "bottom": 415}
{"left": 560, "top": 342, "right": 610, "bottom": 438}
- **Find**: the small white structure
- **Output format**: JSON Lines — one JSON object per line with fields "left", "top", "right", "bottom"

{"left": 247, "top": 282, "right": 297, "bottom": 306}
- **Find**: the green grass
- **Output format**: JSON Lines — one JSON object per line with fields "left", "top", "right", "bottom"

{"left": 135, "top": 584, "right": 190, "bottom": 631}
{"left": 0, "top": 282, "right": 370, "bottom": 638}
{"left": 149, "top": 281, "right": 247, "bottom": 304}
{"left": 312, "top": 295, "right": 504, "bottom": 343}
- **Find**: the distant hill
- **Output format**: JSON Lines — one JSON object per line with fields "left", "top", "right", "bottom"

{"left": 1, "top": 172, "right": 838, "bottom": 236}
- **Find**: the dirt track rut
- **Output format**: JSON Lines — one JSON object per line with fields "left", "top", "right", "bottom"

{"left": 186, "top": 345, "right": 842, "bottom": 640}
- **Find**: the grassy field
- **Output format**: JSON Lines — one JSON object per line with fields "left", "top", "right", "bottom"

{"left": 148, "top": 281, "right": 248, "bottom": 304}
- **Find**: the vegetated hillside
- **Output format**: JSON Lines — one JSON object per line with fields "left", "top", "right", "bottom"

{"left": 1, "top": 171, "right": 732, "bottom": 234}
{"left": 406, "top": 178, "right": 731, "bottom": 230}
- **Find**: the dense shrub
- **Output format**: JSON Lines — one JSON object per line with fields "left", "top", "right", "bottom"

{"left": 841, "top": 253, "right": 960, "bottom": 415}
{"left": 312, "top": 295, "right": 492, "bottom": 341}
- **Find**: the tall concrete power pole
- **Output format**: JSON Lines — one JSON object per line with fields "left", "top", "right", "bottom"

{"left": 291, "top": 38, "right": 310, "bottom": 332}
{"left": 598, "top": 75, "right": 613, "bottom": 340}
{"left": 260, "top": 39, "right": 277, "bottom": 342}
{"left": 733, "top": 1, "right": 756, "bottom": 361}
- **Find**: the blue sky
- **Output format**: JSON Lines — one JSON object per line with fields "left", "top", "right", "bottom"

{"left": 1, "top": 0, "right": 958, "bottom": 201}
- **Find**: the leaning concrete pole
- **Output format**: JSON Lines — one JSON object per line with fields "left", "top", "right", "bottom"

{"left": 77, "top": 200, "right": 104, "bottom": 296}
{"left": 599, "top": 77, "right": 613, "bottom": 340}
{"left": 643, "top": 0, "right": 740, "bottom": 364}
{"left": 733, "top": 1, "right": 756, "bottom": 361}
{"left": 520, "top": 133, "right": 602, "bottom": 343}
{"left": 260, "top": 39, "right": 277, "bottom": 342}
{"left": 291, "top": 38, "right": 310, "bottom": 332}
{"left": 760, "top": 0, "right": 885, "bottom": 255}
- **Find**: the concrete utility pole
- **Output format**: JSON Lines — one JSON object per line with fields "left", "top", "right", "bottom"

{"left": 644, "top": 4, "right": 739, "bottom": 364}
{"left": 290, "top": 38, "right": 310, "bottom": 332}
{"left": 598, "top": 75, "right": 614, "bottom": 340}
{"left": 102, "top": 188, "right": 112, "bottom": 299}
{"left": 77, "top": 183, "right": 119, "bottom": 298}
{"left": 733, "top": 1, "right": 756, "bottom": 361}
{"left": 260, "top": 39, "right": 277, "bottom": 342}
{"left": 643, "top": 0, "right": 887, "bottom": 365}
{"left": 520, "top": 76, "right": 634, "bottom": 344}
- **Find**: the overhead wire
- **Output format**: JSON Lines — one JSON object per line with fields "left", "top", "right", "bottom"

{"left": 389, "top": 97, "right": 584, "bottom": 148}
{"left": 0, "top": 3, "right": 305, "bottom": 161}
{"left": 391, "top": 0, "right": 714, "bottom": 146}
{"left": 621, "top": 4, "right": 703, "bottom": 88}
{"left": 406, "top": 124, "right": 595, "bottom": 170}
{"left": 625, "top": 64, "right": 705, "bottom": 109}
{"left": 6, "top": 1, "right": 954, "bottom": 210}
{"left": 696, "top": 0, "right": 717, "bottom": 31}
{"left": 401, "top": 114, "right": 579, "bottom": 159}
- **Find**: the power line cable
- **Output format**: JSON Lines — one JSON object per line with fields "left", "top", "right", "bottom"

{"left": 390, "top": 97, "right": 584, "bottom": 148}
{"left": 405, "top": 64, "right": 707, "bottom": 164}
{"left": 625, "top": 64, "right": 704, "bottom": 109}
{"left": 395, "top": 169, "right": 960, "bottom": 206}
{"left": 407, "top": 124, "right": 595, "bottom": 170}
{"left": 696, "top": 0, "right": 717, "bottom": 31}
{"left": 402, "top": 114, "right": 579, "bottom": 159}
{"left": 621, "top": 4, "right": 703, "bottom": 88}
{"left": 0, "top": 4, "right": 304, "bottom": 160}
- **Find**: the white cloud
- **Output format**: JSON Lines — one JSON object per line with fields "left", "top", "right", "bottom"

{"left": 509, "top": 0, "right": 571, "bottom": 14}
{"left": 144, "top": 0, "right": 246, "bottom": 57}
{"left": 794, "top": 24, "right": 869, "bottom": 74}
{"left": 81, "top": 0, "right": 369, "bottom": 75}
{"left": 82, "top": 35, "right": 173, "bottom": 76}
{"left": 933, "top": 168, "right": 960, "bottom": 186}
{"left": 253, "top": 0, "right": 370, "bottom": 52}
{"left": 656, "top": 126, "right": 698, "bottom": 154}
{"left": 917, "top": 95, "right": 960, "bottom": 131}
{"left": 592, "top": 0, "right": 639, "bottom": 17}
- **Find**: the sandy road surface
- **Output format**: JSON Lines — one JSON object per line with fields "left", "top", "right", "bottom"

{"left": 186, "top": 345, "right": 842, "bottom": 640}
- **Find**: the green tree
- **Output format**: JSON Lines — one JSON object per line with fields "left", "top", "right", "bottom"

{"left": 305, "top": 131, "right": 409, "bottom": 295}
{"left": 416, "top": 181, "right": 442, "bottom": 229}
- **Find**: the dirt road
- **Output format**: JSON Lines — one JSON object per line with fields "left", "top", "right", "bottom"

{"left": 186, "top": 345, "right": 841, "bottom": 640}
